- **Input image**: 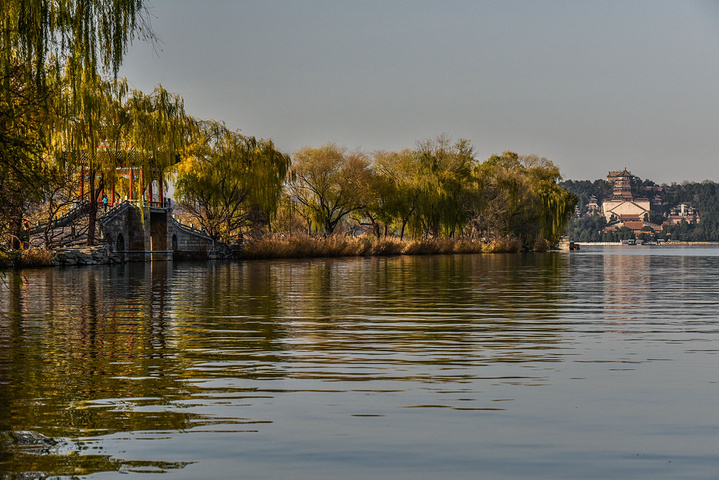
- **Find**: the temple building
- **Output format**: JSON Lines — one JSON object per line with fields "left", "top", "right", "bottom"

{"left": 601, "top": 168, "right": 651, "bottom": 222}
{"left": 665, "top": 204, "right": 701, "bottom": 225}
{"left": 586, "top": 195, "right": 600, "bottom": 214}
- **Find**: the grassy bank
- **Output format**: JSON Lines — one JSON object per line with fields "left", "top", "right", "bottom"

{"left": 0, "top": 248, "right": 54, "bottom": 269}
{"left": 238, "top": 235, "right": 526, "bottom": 260}
{"left": 2, "top": 235, "right": 532, "bottom": 269}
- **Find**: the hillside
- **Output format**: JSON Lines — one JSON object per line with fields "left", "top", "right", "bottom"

{"left": 561, "top": 174, "right": 719, "bottom": 242}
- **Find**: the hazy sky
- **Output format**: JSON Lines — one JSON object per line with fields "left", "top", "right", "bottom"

{"left": 119, "top": 0, "right": 719, "bottom": 183}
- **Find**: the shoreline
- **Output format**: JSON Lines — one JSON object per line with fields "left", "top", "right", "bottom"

{"left": 2, "top": 235, "right": 533, "bottom": 269}
{"left": 575, "top": 241, "right": 719, "bottom": 246}
{"left": 6, "top": 238, "right": 719, "bottom": 270}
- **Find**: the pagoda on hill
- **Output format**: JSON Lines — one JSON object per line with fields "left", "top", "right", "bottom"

{"left": 601, "top": 168, "right": 651, "bottom": 222}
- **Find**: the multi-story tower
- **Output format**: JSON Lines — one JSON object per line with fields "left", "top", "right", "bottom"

{"left": 602, "top": 168, "right": 651, "bottom": 222}
{"left": 607, "top": 168, "right": 635, "bottom": 200}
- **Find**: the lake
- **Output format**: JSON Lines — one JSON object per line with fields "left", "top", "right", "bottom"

{"left": 2, "top": 245, "right": 719, "bottom": 479}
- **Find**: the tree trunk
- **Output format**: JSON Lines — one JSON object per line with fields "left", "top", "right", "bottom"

{"left": 9, "top": 218, "right": 21, "bottom": 249}
{"left": 325, "top": 218, "right": 335, "bottom": 235}
{"left": 87, "top": 200, "right": 97, "bottom": 246}
{"left": 86, "top": 171, "right": 103, "bottom": 246}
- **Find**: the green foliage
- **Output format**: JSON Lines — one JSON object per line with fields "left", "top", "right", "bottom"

{"left": 0, "top": 59, "right": 62, "bottom": 246}
{"left": 472, "top": 152, "right": 576, "bottom": 248}
{"left": 50, "top": 77, "right": 190, "bottom": 244}
{"left": 563, "top": 176, "right": 719, "bottom": 242}
{"left": 564, "top": 214, "right": 607, "bottom": 242}
{"left": 294, "top": 140, "right": 577, "bottom": 249}
{"left": 1, "top": 0, "right": 149, "bottom": 246}
{"left": 174, "top": 120, "right": 290, "bottom": 243}
{"left": 368, "top": 149, "right": 422, "bottom": 239}
{"left": 127, "top": 85, "right": 192, "bottom": 182}
{"left": 287, "top": 144, "right": 372, "bottom": 235}
{"left": 410, "top": 136, "right": 475, "bottom": 238}
{"left": 1, "top": 0, "right": 149, "bottom": 88}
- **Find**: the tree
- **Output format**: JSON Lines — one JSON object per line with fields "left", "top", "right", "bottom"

{"left": 1, "top": 0, "right": 150, "bottom": 91}
{"left": 523, "top": 154, "right": 577, "bottom": 245}
{"left": 287, "top": 144, "right": 372, "bottom": 235}
{"left": 1, "top": 0, "right": 150, "bottom": 246}
{"left": 472, "top": 152, "right": 576, "bottom": 248}
{"left": 174, "top": 120, "right": 290, "bottom": 243}
{"left": 411, "top": 136, "right": 475, "bottom": 238}
{"left": 473, "top": 151, "right": 531, "bottom": 242}
{"left": 1, "top": 0, "right": 151, "bottom": 177}
{"left": 369, "top": 149, "right": 422, "bottom": 239}
{"left": 54, "top": 75, "right": 116, "bottom": 245}
{"left": 564, "top": 213, "right": 607, "bottom": 243}
{"left": 0, "top": 60, "right": 59, "bottom": 246}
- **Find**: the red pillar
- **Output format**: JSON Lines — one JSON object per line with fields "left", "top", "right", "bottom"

{"left": 129, "top": 168, "right": 134, "bottom": 201}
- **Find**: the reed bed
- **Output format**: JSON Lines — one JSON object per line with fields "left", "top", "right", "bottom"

{"left": 239, "top": 234, "right": 524, "bottom": 260}
{"left": 19, "top": 248, "right": 55, "bottom": 267}
{"left": 0, "top": 247, "right": 55, "bottom": 269}
{"left": 1, "top": 235, "right": 530, "bottom": 269}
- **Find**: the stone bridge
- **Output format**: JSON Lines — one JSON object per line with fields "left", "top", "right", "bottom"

{"left": 99, "top": 201, "right": 216, "bottom": 261}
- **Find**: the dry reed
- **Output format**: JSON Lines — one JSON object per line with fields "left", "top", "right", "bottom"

{"left": 240, "top": 234, "right": 524, "bottom": 260}
{"left": 19, "top": 248, "right": 54, "bottom": 267}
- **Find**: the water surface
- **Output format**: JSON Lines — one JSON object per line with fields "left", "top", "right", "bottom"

{"left": 1, "top": 246, "right": 719, "bottom": 479}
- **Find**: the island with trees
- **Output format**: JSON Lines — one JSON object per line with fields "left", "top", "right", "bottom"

{"left": 1, "top": 0, "right": 578, "bottom": 267}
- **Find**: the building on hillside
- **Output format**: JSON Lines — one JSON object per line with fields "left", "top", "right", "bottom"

{"left": 604, "top": 216, "right": 663, "bottom": 237}
{"left": 586, "top": 196, "right": 600, "bottom": 214}
{"left": 665, "top": 204, "right": 701, "bottom": 225}
{"left": 601, "top": 168, "right": 651, "bottom": 222}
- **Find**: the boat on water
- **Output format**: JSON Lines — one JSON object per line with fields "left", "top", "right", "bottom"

{"left": 558, "top": 236, "right": 580, "bottom": 251}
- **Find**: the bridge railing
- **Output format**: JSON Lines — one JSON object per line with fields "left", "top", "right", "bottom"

{"left": 29, "top": 201, "right": 89, "bottom": 235}
{"left": 170, "top": 216, "right": 214, "bottom": 241}
{"left": 98, "top": 199, "right": 134, "bottom": 226}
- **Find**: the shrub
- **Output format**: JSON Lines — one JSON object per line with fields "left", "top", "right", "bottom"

{"left": 370, "top": 237, "right": 405, "bottom": 256}
{"left": 19, "top": 248, "right": 54, "bottom": 267}
{"left": 0, "top": 249, "right": 18, "bottom": 269}
{"left": 482, "top": 237, "right": 523, "bottom": 253}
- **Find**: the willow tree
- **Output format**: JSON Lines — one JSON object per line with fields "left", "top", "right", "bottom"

{"left": 1, "top": 0, "right": 149, "bottom": 88}
{"left": 127, "top": 85, "right": 192, "bottom": 203}
{"left": 50, "top": 79, "right": 189, "bottom": 245}
{"left": 1, "top": 0, "right": 150, "bottom": 173}
{"left": 473, "top": 151, "right": 528, "bottom": 241}
{"left": 174, "top": 120, "right": 290, "bottom": 243}
{"left": 1, "top": 0, "right": 150, "bottom": 245}
{"left": 473, "top": 151, "right": 576, "bottom": 248}
{"left": 287, "top": 144, "right": 372, "bottom": 235}
{"left": 410, "top": 136, "right": 476, "bottom": 238}
{"left": 522, "top": 154, "right": 577, "bottom": 245}
{"left": 0, "top": 60, "right": 62, "bottom": 246}
{"left": 54, "top": 75, "right": 118, "bottom": 244}
{"left": 370, "top": 149, "right": 423, "bottom": 239}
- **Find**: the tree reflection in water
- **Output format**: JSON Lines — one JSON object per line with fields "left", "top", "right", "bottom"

{"left": 0, "top": 254, "right": 569, "bottom": 477}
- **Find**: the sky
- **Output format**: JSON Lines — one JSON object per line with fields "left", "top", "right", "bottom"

{"left": 119, "top": 0, "right": 719, "bottom": 184}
